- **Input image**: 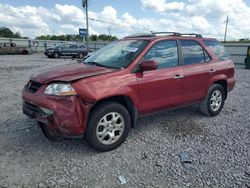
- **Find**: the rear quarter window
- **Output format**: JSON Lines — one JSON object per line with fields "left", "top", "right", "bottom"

{"left": 204, "top": 40, "right": 230, "bottom": 60}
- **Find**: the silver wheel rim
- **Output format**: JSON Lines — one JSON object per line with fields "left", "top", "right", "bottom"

{"left": 210, "top": 90, "right": 222, "bottom": 112}
{"left": 96, "top": 112, "right": 125, "bottom": 145}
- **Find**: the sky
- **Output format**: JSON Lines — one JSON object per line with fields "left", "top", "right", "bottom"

{"left": 0, "top": 0, "right": 250, "bottom": 40}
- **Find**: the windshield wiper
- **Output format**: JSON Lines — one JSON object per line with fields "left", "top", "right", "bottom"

{"left": 84, "top": 61, "right": 106, "bottom": 67}
{"left": 84, "top": 61, "right": 120, "bottom": 69}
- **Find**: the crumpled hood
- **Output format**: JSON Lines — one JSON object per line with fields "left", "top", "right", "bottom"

{"left": 30, "top": 63, "right": 114, "bottom": 84}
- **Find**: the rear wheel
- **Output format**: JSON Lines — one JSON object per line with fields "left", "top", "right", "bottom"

{"left": 78, "top": 52, "right": 84, "bottom": 59}
{"left": 200, "top": 84, "right": 225, "bottom": 116}
{"left": 85, "top": 102, "right": 131, "bottom": 152}
{"left": 21, "top": 50, "right": 28, "bottom": 55}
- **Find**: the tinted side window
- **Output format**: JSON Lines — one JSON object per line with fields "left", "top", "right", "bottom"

{"left": 62, "top": 44, "right": 70, "bottom": 48}
{"left": 143, "top": 40, "right": 178, "bottom": 69}
{"left": 79, "top": 44, "right": 86, "bottom": 48}
{"left": 180, "top": 40, "right": 210, "bottom": 65}
{"left": 70, "top": 44, "right": 78, "bottom": 48}
{"left": 204, "top": 40, "right": 230, "bottom": 60}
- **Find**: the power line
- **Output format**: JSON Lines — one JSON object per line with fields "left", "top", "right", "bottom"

{"left": 89, "top": 17, "right": 149, "bottom": 32}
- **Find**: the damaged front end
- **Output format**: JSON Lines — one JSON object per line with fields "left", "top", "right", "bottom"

{"left": 22, "top": 80, "right": 92, "bottom": 138}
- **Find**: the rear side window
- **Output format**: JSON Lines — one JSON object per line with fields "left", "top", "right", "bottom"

{"left": 180, "top": 40, "right": 211, "bottom": 65}
{"left": 70, "top": 44, "right": 78, "bottom": 48}
{"left": 204, "top": 40, "right": 230, "bottom": 60}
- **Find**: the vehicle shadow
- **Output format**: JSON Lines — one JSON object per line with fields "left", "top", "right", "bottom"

{"left": 1, "top": 104, "right": 208, "bottom": 155}
{"left": 132, "top": 104, "right": 208, "bottom": 138}
{"left": 0, "top": 118, "right": 98, "bottom": 155}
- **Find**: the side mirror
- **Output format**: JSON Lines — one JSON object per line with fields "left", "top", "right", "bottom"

{"left": 141, "top": 60, "right": 157, "bottom": 71}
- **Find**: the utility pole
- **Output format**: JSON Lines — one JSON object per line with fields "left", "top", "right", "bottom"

{"left": 82, "top": 0, "right": 89, "bottom": 52}
{"left": 224, "top": 16, "right": 229, "bottom": 42}
{"left": 108, "top": 27, "right": 111, "bottom": 36}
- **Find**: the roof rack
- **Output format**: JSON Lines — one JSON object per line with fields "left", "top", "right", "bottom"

{"left": 179, "top": 33, "right": 203, "bottom": 38}
{"left": 152, "top": 32, "right": 181, "bottom": 36}
{"left": 124, "top": 32, "right": 202, "bottom": 38}
{"left": 124, "top": 33, "right": 155, "bottom": 38}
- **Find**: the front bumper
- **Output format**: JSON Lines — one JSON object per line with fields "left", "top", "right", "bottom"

{"left": 22, "top": 84, "right": 92, "bottom": 137}
{"left": 22, "top": 101, "right": 53, "bottom": 124}
{"left": 228, "top": 77, "right": 236, "bottom": 92}
{"left": 44, "top": 51, "right": 53, "bottom": 56}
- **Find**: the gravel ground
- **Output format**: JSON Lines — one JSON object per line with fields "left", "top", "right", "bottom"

{"left": 0, "top": 54, "right": 249, "bottom": 187}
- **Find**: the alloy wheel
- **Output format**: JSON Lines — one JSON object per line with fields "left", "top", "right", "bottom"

{"left": 96, "top": 112, "right": 125, "bottom": 145}
{"left": 210, "top": 90, "right": 222, "bottom": 112}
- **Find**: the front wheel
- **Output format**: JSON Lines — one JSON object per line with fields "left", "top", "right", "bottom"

{"left": 53, "top": 52, "right": 60, "bottom": 58}
{"left": 200, "top": 84, "right": 225, "bottom": 116}
{"left": 85, "top": 102, "right": 131, "bottom": 152}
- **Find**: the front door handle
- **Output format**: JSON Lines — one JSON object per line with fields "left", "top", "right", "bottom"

{"left": 174, "top": 74, "right": 184, "bottom": 79}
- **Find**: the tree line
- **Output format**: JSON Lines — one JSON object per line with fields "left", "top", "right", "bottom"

{"left": 0, "top": 27, "right": 118, "bottom": 41}
{"left": 0, "top": 27, "right": 28, "bottom": 39}
{"left": 36, "top": 34, "right": 118, "bottom": 41}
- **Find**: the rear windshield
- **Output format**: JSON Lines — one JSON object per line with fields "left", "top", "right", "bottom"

{"left": 204, "top": 40, "right": 230, "bottom": 60}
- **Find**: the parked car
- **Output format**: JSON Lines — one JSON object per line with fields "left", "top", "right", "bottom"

{"left": 0, "top": 42, "right": 29, "bottom": 55}
{"left": 22, "top": 32, "right": 235, "bottom": 151}
{"left": 44, "top": 43, "right": 88, "bottom": 59}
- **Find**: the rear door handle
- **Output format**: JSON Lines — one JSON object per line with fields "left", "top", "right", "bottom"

{"left": 174, "top": 74, "right": 184, "bottom": 79}
{"left": 209, "top": 69, "right": 216, "bottom": 73}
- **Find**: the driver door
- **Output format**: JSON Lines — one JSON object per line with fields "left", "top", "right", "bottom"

{"left": 135, "top": 40, "right": 184, "bottom": 114}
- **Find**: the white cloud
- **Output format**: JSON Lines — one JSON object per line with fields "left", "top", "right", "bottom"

{"left": 0, "top": 1, "right": 249, "bottom": 40}
{"left": 141, "top": 0, "right": 185, "bottom": 12}
{"left": 140, "top": 0, "right": 250, "bottom": 39}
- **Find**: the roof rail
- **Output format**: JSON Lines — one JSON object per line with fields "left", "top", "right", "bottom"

{"left": 124, "top": 32, "right": 203, "bottom": 38}
{"left": 179, "top": 33, "right": 203, "bottom": 38}
{"left": 152, "top": 32, "right": 181, "bottom": 36}
{"left": 124, "top": 33, "right": 155, "bottom": 38}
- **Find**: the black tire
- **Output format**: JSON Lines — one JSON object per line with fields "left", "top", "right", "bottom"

{"left": 21, "top": 50, "right": 28, "bottom": 55}
{"left": 38, "top": 122, "right": 60, "bottom": 142}
{"left": 78, "top": 52, "right": 84, "bottom": 59}
{"left": 200, "top": 84, "right": 225, "bottom": 116}
{"left": 85, "top": 102, "right": 131, "bottom": 152}
{"left": 53, "top": 52, "right": 60, "bottom": 58}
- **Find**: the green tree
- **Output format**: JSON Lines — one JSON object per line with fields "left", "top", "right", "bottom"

{"left": 90, "top": 35, "right": 98, "bottom": 41}
{"left": 35, "top": 33, "right": 118, "bottom": 41}
{"left": 0, "top": 27, "right": 27, "bottom": 38}
{"left": 0, "top": 27, "right": 14, "bottom": 38}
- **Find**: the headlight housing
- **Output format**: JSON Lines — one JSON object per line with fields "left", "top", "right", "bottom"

{"left": 44, "top": 83, "right": 77, "bottom": 96}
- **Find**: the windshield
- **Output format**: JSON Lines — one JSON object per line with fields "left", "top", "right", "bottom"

{"left": 84, "top": 39, "right": 149, "bottom": 69}
{"left": 55, "top": 44, "right": 63, "bottom": 48}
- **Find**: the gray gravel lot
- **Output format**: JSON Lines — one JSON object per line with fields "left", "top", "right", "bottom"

{"left": 0, "top": 54, "right": 249, "bottom": 187}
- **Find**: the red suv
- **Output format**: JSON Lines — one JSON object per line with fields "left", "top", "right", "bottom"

{"left": 22, "top": 32, "right": 235, "bottom": 151}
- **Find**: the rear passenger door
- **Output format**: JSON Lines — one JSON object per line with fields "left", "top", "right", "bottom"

{"left": 136, "top": 40, "right": 184, "bottom": 114}
{"left": 179, "top": 40, "right": 213, "bottom": 104}
{"left": 69, "top": 44, "right": 78, "bottom": 56}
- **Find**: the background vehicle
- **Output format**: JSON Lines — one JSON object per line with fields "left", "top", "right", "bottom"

{"left": 0, "top": 42, "right": 29, "bottom": 55}
{"left": 22, "top": 32, "right": 235, "bottom": 151}
{"left": 44, "top": 43, "right": 88, "bottom": 59}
